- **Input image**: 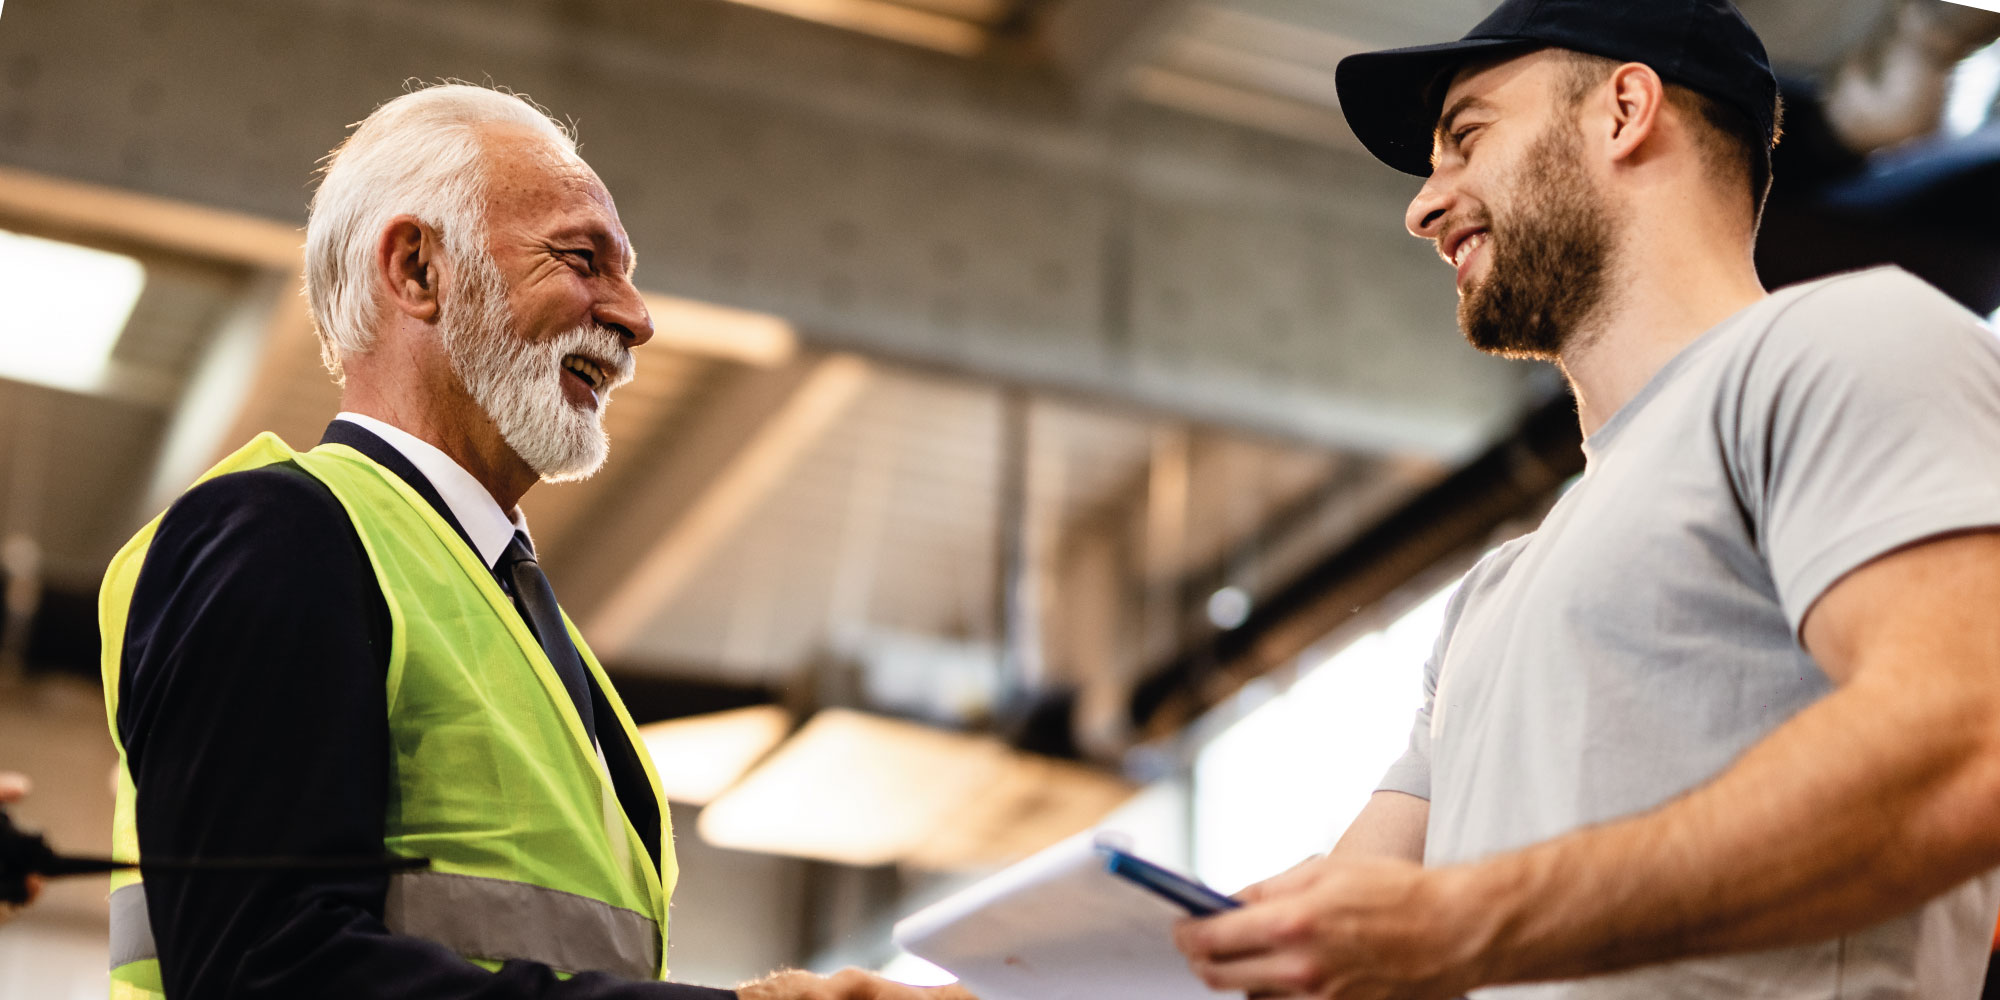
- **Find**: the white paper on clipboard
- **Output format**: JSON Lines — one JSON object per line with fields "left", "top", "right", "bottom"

{"left": 890, "top": 831, "right": 1240, "bottom": 1000}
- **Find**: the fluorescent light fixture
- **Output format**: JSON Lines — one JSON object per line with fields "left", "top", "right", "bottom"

{"left": 641, "top": 293, "right": 800, "bottom": 367}
{"left": 0, "top": 230, "right": 145, "bottom": 393}
{"left": 636, "top": 704, "right": 792, "bottom": 805}
{"left": 698, "top": 708, "right": 1134, "bottom": 869}
{"left": 1944, "top": 0, "right": 2000, "bottom": 13}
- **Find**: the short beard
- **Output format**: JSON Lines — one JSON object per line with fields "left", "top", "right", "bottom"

{"left": 1457, "top": 114, "right": 1618, "bottom": 361}
{"left": 439, "top": 247, "right": 634, "bottom": 483}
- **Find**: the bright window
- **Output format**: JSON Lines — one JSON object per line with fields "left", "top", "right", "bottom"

{"left": 0, "top": 229, "right": 146, "bottom": 393}
{"left": 1191, "top": 580, "right": 1457, "bottom": 893}
{"left": 1949, "top": 37, "right": 2000, "bottom": 138}
{"left": 879, "top": 952, "right": 959, "bottom": 987}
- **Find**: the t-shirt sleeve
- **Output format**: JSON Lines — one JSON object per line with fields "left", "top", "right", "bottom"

{"left": 1729, "top": 269, "right": 2000, "bottom": 635}
{"left": 1376, "top": 577, "right": 1483, "bottom": 801}
{"left": 1375, "top": 655, "right": 1436, "bottom": 801}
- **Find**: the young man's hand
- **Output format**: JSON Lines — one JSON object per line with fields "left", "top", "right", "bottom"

{"left": 0, "top": 772, "right": 44, "bottom": 924}
{"left": 737, "top": 968, "right": 977, "bottom": 1000}
{"left": 1172, "top": 855, "right": 1484, "bottom": 1000}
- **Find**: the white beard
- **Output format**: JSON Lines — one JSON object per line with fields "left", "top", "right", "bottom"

{"left": 439, "top": 248, "right": 634, "bottom": 483}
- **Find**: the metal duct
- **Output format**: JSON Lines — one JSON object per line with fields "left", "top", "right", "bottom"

{"left": 1824, "top": 0, "right": 2000, "bottom": 152}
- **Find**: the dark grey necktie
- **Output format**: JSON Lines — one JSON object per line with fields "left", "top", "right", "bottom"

{"left": 497, "top": 532, "right": 598, "bottom": 747}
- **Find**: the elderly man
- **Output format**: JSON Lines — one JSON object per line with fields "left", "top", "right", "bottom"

{"left": 1174, "top": 1, "right": 2000, "bottom": 998}
{"left": 99, "top": 85, "right": 969, "bottom": 1000}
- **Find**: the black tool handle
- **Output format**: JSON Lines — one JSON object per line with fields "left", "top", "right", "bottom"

{"left": 2, "top": 805, "right": 428, "bottom": 904}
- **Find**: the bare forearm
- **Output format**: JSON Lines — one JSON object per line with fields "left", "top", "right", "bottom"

{"left": 1334, "top": 791, "right": 1429, "bottom": 862}
{"left": 1453, "top": 670, "right": 2000, "bottom": 986}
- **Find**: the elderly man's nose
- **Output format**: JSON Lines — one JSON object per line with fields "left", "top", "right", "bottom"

{"left": 600, "top": 283, "right": 653, "bottom": 348}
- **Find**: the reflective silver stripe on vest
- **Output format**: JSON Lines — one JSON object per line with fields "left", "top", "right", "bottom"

{"left": 109, "top": 882, "right": 157, "bottom": 968}
{"left": 108, "top": 873, "right": 659, "bottom": 981}
{"left": 386, "top": 870, "right": 660, "bottom": 980}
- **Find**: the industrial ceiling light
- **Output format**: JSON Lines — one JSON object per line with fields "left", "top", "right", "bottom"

{"left": 1205, "top": 586, "right": 1252, "bottom": 630}
{"left": 636, "top": 704, "right": 793, "bottom": 805}
{"left": 0, "top": 230, "right": 145, "bottom": 394}
{"left": 698, "top": 708, "right": 1134, "bottom": 870}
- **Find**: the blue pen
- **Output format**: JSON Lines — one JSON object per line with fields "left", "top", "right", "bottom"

{"left": 1097, "top": 844, "right": 1243, "bottom": 917}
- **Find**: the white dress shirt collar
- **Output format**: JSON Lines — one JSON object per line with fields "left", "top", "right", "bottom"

{"left": 334, "top": 412, "right": 525, "bottom": 569}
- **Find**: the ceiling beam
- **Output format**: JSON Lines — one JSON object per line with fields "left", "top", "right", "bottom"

{"left": 553, "top": 353, "right": 873, "bottom": 660}
{"left": 714, "top": 0, "right": 990, "bottom": 55}
{"left": 142, "top": 272, "right": 318, "bottom": 515}
{"left": 0, "top": 165, "right": 300, "bottom": 271}
{"left": 1040, "top": 0, "right": 1199, "bottom": 109}
{"left": 643, "top": 294, "right": 800, "bottom": 368}
{"left": 1129, "top": 390, "right": 1587, "bottom": 736}
{"left": 1126, "top": 65, "right": 1352, "bottom": 147}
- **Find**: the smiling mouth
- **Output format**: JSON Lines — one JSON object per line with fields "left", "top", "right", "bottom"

{"left": 561, "top": 354, "right": 605, "bottom": 390}
{"left": 1450, "top": 231, "right": 1489, "bottom": 269}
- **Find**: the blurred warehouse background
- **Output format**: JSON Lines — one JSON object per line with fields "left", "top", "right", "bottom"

{"left": 1, "top": 0, "right": 1998, "bottom": 994}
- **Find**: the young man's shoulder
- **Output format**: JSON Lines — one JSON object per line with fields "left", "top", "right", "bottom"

{"left": 1701, "top": 266, "right": 1999, "bottom": 390}
{"left": 1750, "top": 266, "right": 1989, "bottom": 356}
{"left": 1440, "top": 530, "right": 1538, "bottom": 628}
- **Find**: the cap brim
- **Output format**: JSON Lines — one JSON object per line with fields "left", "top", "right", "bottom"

{"left": 1336, "top": 37, "right": 1533, "bottom": 177}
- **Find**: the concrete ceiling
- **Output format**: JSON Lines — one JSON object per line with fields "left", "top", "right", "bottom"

{"left": 0, "top": 0, "right": 1545, "bottom": 460}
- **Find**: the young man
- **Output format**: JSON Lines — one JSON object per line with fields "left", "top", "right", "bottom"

{"left": 1174, "top": 1, "right": 2000, "bottom": 997}
{"left": 101, "top": 85, "right": 971, "bottom": 1000}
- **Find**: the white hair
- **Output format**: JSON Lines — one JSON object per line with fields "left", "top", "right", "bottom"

{"left": 303, "top": 83, "right": 575, "bottom": 379}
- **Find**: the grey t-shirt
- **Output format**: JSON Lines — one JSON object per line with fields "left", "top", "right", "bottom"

{"left": 1380, "top": 267, "right": 2000, "bottom": 999}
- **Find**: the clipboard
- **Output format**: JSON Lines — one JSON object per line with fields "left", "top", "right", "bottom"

{"left": 891, "top": 832, "right": 1240, "bottom": 1000}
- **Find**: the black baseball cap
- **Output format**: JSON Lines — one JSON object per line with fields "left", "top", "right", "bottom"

{"left": 1334, "top": 0, "right": 1778, "bottom": 176}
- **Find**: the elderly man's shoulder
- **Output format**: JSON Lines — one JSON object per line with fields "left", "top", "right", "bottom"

{"left": 121, "top": 459, "right": 385, "bottom": 676}
{"left": 152, "top": 461, "right": 360, "bottom": 570}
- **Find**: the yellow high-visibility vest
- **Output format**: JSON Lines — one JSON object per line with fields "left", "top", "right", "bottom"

{"left": 100, "top": 433, "right": 676, "bottom": 998}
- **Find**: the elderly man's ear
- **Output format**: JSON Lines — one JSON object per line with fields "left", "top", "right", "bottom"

{"left": 376, "top": 215, "right": 443, "bottom": 324}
